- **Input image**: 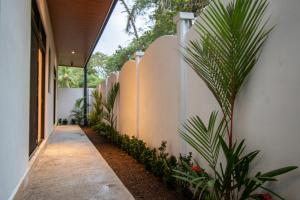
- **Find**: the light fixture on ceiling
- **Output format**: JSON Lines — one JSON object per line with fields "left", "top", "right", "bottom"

{"left": 71, "top": 50, "right": 76, "bottom": 54}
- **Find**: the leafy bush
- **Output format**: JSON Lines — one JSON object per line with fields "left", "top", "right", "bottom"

{"left": 89, "top": 90, "right": 104, "bottom": 126}
{"left": 62, "top": 118, "right": 68, "bottom": 125}
{"left": 103, "top": 83, "right": 120, "bottom": 129}
{"left": 70, "top": 98, "right": 84, "bottom": 125}
{"left": 58, "top": 118, "right": 62, "bottom": 125}
{"left": 91, "top": 120, "right": 193, "bottom": 195}
{"left": 70, "top": 118, "right": 76, "bottom": 125}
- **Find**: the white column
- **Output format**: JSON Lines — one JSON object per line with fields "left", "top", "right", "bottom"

{"left": 135, "top": 51, "right": 144, "bottom": 138}
{"left": 174, "top": 12, "right": 195, "bottom": 154}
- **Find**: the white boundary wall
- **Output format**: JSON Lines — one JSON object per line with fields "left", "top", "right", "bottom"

{"left": 57, "top": 88, "right": 93, "bottom": 121}
{"left": 97, "top": 0, "right": 300, "bottom": 197}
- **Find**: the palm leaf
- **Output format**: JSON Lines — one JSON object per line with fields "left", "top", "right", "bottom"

{"left": 180, "top": 111, "right": 226, "bottom": 169}
{"left": 184, "top": 0, "right": 272, "bottom": 122}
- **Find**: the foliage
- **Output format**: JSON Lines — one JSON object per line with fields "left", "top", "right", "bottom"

{"left": 98, "top": 0, "right": 210, "bottom": 76}
{"left": 70, "top": 98, "right": 85, "bottom": 125}
{"left": 62, "top": 118, "right": 68, "bottom": 125}
{"left": 103, "top": 82, "right": 120, "bottom": 129}
{"left": 71, "top": 118, "right": 76, "bottom": 125}
{"left": 58, "top": 66, "right": 83, "bottom": 88}
{"left": 58, "top": 53, "right": 105, "bottom": 88}
{"left": 91, "top": 123, "right": 195, "bottom": 194}
{"left": 89, "top": 90, "right": 104, "bottom": 126}
{"left": 174, "top": 0, "right": 297, "bottom": 199}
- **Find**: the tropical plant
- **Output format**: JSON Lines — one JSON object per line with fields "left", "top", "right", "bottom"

{"left": 62, "top": 118, "right": 68, "bottom": 125}
{"left": 103, "top": 82, "right": 120, "bottom": 129}
{"left": 89, "top": 90, "right": 104, "bottom": 126}
{"left": 70, "top": 98, "right": 85, "bottom": 125}
{"left": 174, "top": 0, "right": 297, "bottom": 199}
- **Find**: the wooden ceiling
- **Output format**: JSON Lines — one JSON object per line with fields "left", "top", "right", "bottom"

{"left": 47, "top": 0, "right": 117, "bottom": 67}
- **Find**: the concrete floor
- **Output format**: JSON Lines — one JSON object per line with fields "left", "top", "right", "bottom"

{"left": 15, "top": 125, "right": 134, "bottom": 200}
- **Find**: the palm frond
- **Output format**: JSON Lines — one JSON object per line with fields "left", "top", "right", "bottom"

{"left": 180, "top": 111, "right": 226, "bottom": 169}
{"left": 184, "top": 0, "right": 272, "bottom": 121}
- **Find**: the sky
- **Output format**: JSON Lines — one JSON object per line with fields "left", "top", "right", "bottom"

{"left": 93, "top": 0, "right": 152, "bottom": 56}
{"left": 93, "top": 1, "right": 134, "bottom": 56}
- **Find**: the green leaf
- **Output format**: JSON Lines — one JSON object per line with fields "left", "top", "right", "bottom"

{"left": 261, "top": 166, "right": 298, "bottom": 178}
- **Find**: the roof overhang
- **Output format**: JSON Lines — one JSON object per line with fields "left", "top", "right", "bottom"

{"left": 47, "top": 0, "right": 117, "bottom": 68}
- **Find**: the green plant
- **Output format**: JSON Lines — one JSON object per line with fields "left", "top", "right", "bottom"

{"left": 89, "top": 90, "right": 104, "bottom": 126}
{"left": 128, "top": 136, "right": 146, "bottom": 161}
{"left": 71, "top": 118, "right": 76, "bottom": 125}
{"left": 141, "top": 147, "right": 157, "bottom": 171}
{"left": 70, "top": 98, "right": 84, "bottom": 125}
{"left": 151, "top": 141, "right": 169, "bottom": 177}
{"left": 58, "top": 118, "right": 62, "bottom": 125}
{"left": 62, "top": 118, "right": 68, "bottom": 125}
{"left": 103, "top": 82, "right": 120, "bottom": 129}
{"left": 174, "top": 0, "right": 297, "bottom": 199}
{"left": 163, "top": 155, "right": 178, "bottom": 187}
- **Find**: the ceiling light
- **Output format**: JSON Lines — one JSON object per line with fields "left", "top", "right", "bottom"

{"left": 71, "top": 50, "right": 75, "bottom": 54}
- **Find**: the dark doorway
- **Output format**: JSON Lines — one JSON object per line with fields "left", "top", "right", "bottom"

{"left": 29, "top": 0, "right": 46, "bottom": 157}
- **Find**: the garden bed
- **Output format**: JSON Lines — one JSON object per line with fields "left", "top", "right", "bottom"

{"left": 81, "top": 127, "right": 190, "bottom": 200}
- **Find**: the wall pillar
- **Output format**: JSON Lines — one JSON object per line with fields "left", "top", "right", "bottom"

{"left": 135, "top": 51, "right": 144, "bottom": 138}
{"left": 174, "top": 12, "right": 195, "bottom": 154}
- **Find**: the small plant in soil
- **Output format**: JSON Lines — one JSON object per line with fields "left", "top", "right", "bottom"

{"left": 62, "top": 118, "right": 68, "bottom": 125}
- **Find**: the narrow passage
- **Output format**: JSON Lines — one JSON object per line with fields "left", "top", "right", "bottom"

{"left": 15, "top": 125, "right": 134, "bottom": 200}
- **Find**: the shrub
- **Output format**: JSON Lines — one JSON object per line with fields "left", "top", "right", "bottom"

{"left": 62, "top": 118, "right": 68, "bottom": 125}
{"left": 141, "top": 147, "right": 157, "bottom": 172}
{"left": 71, "top": 118, "right": 76, "bottom": 125}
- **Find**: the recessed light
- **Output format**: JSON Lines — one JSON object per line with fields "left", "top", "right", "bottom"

{"left": 71, "top": 50, "right": 75, "bottom": 54}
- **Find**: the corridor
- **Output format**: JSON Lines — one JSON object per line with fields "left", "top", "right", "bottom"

{"left": 15, "top": 126, "right": 134, "bottom": 200}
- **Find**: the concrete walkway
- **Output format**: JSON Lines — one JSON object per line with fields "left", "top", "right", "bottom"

{"left": 15, "top": 126, "right": 134, "bottom": 200}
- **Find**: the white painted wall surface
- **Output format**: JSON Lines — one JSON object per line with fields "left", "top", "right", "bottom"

{"left": 0, "top": 0, "right": 58, "bottom": 199}
{"left": 0, "top": 1, "right": 31, "bottom": 200}
{"left": 57, "top": 88, "right": 84, "bottom": 120}
{"left": 232, "top": 0, "right": 300, "bottom": 197}
{"left": 138, "top": 36, "right": 182, "bottom": 156}
{"left": 119, "top": 60, "right": 137, "bottom": 137}
{"left": 37, "top": 0, "right": 58, "bottom": 137}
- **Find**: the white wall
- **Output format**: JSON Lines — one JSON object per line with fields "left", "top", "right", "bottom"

{"left": 0, "top": 0, "right": 57, "bottom": 199}
{"left": 37, "top": 0, "right": 58, "bottom": 137}
{"left": 119, "top": 60, "right": 137, "bottom": 137}
{"left": 138, "top": 36, "right": 182, "bottom": 156}
{"left": 0, "top": 1, "right": 31, "bottom": 199}
{"left": 57, "top": 88, "right": 84, "bottom": 120}
{"left": 57, "top": 88, "right": 94, "bottom": 121}
{"left": 233, "top": 0, "right": 300, "bottom": 197}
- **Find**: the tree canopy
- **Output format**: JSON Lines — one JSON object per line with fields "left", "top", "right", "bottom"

{"left": 58, "top": 0, "right": 209, "bottom": 88}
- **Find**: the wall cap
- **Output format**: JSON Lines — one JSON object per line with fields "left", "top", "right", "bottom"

{"left": 173, "top": 12, "right": 195, "bottom": 23}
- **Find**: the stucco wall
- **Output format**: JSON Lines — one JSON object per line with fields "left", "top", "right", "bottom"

{"left": 0, "top": 1, "right": 57, "bottom": 199}
{"left": 0, "top": 1, "right": 31, "bottom": 199}
{"left": 57, "top": 88, "right": 93, "bottom": 121}
{"left": 119, "top": 60, "right": 137, "bottom": 137}
{"left": 233, "top": 0, "right": 300, "bottom": 197}
{"left": 138, "top": 36, "right": 182, "bottom": 156}
{"left": 57, "top": 88, "right": 84, "bottom": 120}
{"left": 37, "top": 0, "right": 58, "bottom": 137}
